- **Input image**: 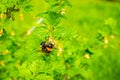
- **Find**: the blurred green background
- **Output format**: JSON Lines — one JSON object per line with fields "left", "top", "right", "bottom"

{"left": 65, "top": 0, "right": 120, "bottom": 80}
{"left": 64, "top": 0, "right": 120, "bottom": 79}
{"left": 0, "top": 0, "right": 120, "bottom": 80}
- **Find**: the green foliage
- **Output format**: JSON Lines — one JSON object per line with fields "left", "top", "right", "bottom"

{"left": 0, "top": 0, "right": 120, "bottom": 80}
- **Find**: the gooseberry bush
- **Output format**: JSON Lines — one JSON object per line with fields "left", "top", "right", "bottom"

{"left": 0, "top": 0, "right": 120, "bottom": 80}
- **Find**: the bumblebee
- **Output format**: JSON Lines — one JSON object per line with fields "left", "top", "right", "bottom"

{"left": 40, "top": 41, "right": 54, "bottom": 53}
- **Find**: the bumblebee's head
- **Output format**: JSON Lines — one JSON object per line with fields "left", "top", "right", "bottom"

{"left": 47, "top": 43, "right": 54, "bottom": 48}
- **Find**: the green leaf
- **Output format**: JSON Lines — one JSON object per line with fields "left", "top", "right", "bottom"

{"left": 45, "top": 0, "right": 60, "bottom": 6}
